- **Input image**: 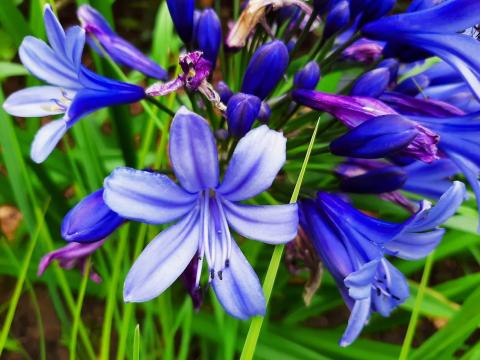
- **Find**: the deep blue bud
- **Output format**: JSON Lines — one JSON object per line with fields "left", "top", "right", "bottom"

{"left": 294, "top": 61, "right": 321, "bottom": 90}
{"left": 226, "top": 93, "right": 262, "bottom": 138}
{"left": 330, "top": 115, "right": 418, "bottom": 159}
{"left": 323, "top": 1, "right": 350, "bottom": 40}
{"left": 287, "top": 40, "right": 296, "bottom": 53}
{"left": 258, "top": 102, "right": 271, "bottom": 123}
{"left": 350, "top": 68, "right": 390, "bottom": 98}
{"left": 61, "top": 189, "right": 124, "bottom": 243}
{"left": 216, "top": 81, "right": 234, "bottom": 104}
{"left": 196, "top": 9, "right": 222, "bottom": 69}
{"left": 340, "top": 166, "right": 408, "bottom": 194}
{"left": 167, "top": 0, "right": 194, "bottom": 44}
{"left": 241, "top": 40, "right": 289, "bottom": 100}
{"left": 350, "top": 0, "right": 396, "bottom": 25}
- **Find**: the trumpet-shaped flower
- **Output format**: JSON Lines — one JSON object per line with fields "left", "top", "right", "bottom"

{"left": 300, "top": 182, "right": 466, "bottom": 346}
{"left": 2, "top": 5, "right": 145, "bottom": 163}
{"left": 103, "top": 107, "right": 298, "bottom": 319}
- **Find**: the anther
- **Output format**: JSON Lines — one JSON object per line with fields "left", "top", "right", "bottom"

{"left": 218, "top": 271, "right": 223, "bottom": 280}
{"left": 210, "top": 269, "right": 215, "bottom": 279}
{"left": 225, "top": 259, "right": 230, "bottom": 268}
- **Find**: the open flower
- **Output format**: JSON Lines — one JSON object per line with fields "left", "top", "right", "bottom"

{"left": 103, "top": 107, "right": 298, "bottom": 319}
{"left": 300, "top": 182, "right": 466, "bottom": 346}
{"left": 2, "top": 5, "right": 145, "bottom": 163}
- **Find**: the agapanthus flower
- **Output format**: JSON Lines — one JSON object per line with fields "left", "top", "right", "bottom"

{"left": 342, "top": 38, "right": 384, "bottom": 64}
{"left": 363, "top": 0, "right": 480, "bottom": 100}
{"left": 103, "top": 107, "right": 298, "bottom": 318}
{"left": 146, "top": 51, "right": 226, "bottom": 111}
{"left": 2, "top": 5, "right": 145, "bottom": 163}
{"left": 292, "top": 90, "right": 440, "bottom": 162}
{"left": 77, "top": 5, "right": 168, "bottom": 80}
{"left": 196, "top": 9, "right": 222, "bottom": 69}
{"left": 166, "top": 0, "right": 195, "bottom": 45}
{"left": 300, "top": 181, "right": 466, "bottom": 346}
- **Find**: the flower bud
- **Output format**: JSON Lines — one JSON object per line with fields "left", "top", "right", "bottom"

{"left": 340, "top": 166, "right": 407, "bottom": 194}
{"left": 241, "top": 40, "right": 289, "bottom": 100}
{"left": 216, "top": 81, "right": 234, "bottom": 104}
{"left": 167, "top": 0, "right": 194, "bottom": 44}
{"left": 258, "top": 102, "right": 271, "bottom": 123}
{"left": 323, "top": 1, "right": 350, "bottom": 40}
{"left": 350, "top": 68, "right": 390, "bottom": 98}
{"left": 226, "top": 93, "right": 262, "bottom": 138}
{"left": 61, "top": 189, "right": 124, "bottom": 243}
{"left": 77, "top": 5, "right": 168, "bottom": 80}
{"left": 330, "top": 115, "right": 419, "bottom": 159}
{"left": 294, "top": 61, "right": 321, "bottom": 90}
{"left": 350, "top": 0, "right": 395, "bottom": 25}
{"left": 196, "top": 9, "right": 222, "bottom": 69}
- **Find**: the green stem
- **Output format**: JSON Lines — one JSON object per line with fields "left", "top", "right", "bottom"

{"left": 145, "top": 96, "right": 175, "bottom": 117}
{"left": 239, "top": 117, "right": 321, "bottom": 360}
{"left": 399, "top": 252, "right": 436, "bottom": 360}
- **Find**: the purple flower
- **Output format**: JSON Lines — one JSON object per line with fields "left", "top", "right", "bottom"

{"left": 77, "top": 5, "right": 168, "bottom": 80}
{"left": 342, "top": 38, "right": 384, "bottom": 64}
{"left": 350, "top": 68, "right": 390, "bottom": 98}
{"left": 103, "top": 107, "right": 298, "bottom": 319}
{"left": 38, "top": 239, "right": 106, "bottom": 283}
{"left": 294, "top": 61, "right": 321, "bottom": 90}
{"left": 2, "top": 5, "right": 145, "bottom": 163}
{"left": 292, "top": 90, "right": 439, "bottom": 162}
{"left": 146, "top": 52, "right": 226, "bottom": 111}
{"left": 226, "top": 93, "right": 262, "bottom": 138}
{"left": 300, "top": 182, "right": 465, "bottom": 346}
{"left": 196, "top": 9, "right": 222, "bottom": 69}
{"left": 167, "top": 0, "right": 195, "bottom": 44}
{"left": 323, "top": 0, "right": 350, "bottom": 40}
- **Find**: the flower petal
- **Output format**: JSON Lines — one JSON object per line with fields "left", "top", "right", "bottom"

{"left": 31, "top": 119, "right": 68, "bottom": 163}
{"left": 212, "top": 240, "right": 266, "bottom": 320}
{"left": 44, "top": 4, "right": 66, "bottom": 56}
{"left": 169, "top": 107, "right": 219, "bottom": 192}
{"left": 221, "top": 199, "right": 298, "bottom": 244}
{"left": 344, "top": 259, "right": 380, "bottom": 300}
{"left": 3, "top": 86, "right": 73, "bottom": 117}
{"left": 103, "top": 167, "right": 198, "bottom": 225}
{"left": 65, "top": 26, "right": 86, "bottom": 70}
{"left": 339, "top": 297, "right": 371, "bottom": 347}
{"left": 123, "top": 210, "right": 200, "bottom": 302}
{"left": 218, "top": 125, "right": 286, "bottom": 201}
{"left": 385, "top": 229, "right": 445, "bottom": 260}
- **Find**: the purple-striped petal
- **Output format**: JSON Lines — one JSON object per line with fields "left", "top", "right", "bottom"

{"left": 221, "top": 199, "right": 298, "bottom": 244}
{"left": 218, "top": 125, "right": 286, "bottom": 201}
{"left": 212, "top": 240, "right": 266, "bottom": 320}
{"left": 169, "top": 107, "right": 219, "bottom": 193}
{"left": 103, "top": 167, "right": 198, "bottom": 225}
{"left": 124, "top": 210, "right": 200, "bottom": 302}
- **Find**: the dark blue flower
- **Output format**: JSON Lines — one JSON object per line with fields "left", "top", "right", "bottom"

{"left": 294, "top": 61, "right": 321, "bottom": 90}
{"left": 350, "top": 67, "right": 390, "bottom": 98}
{"left": 241, "top": 40, "right": 289, "bottom": 100}
{"left": 350, "top": 0, "right": 396, "bottom": 25}
{"left": 323, "top": 0, "right": 350, "bottom": 40}
{"left": 103, "top": 107, "right": 298, "bottom": 319}
{"left": 167, "top": 0, "right": 195, "bottom": 44}
{"left": 77, "top": 5, "right": 168, "bottom": 80}
{"left": 300, "top": 181, "right": 465, "bottom": 346}
{"left": 216, "top": 81, "right": 234, "bottom": 104}
{"left": 226, "top": 93, "right": 262, "bottom": 138}
{"left": 196, "top": 9, "right": 222, "bottom": 69}
{"left": 2, "top": 5, "right": 145, "bottom": 163}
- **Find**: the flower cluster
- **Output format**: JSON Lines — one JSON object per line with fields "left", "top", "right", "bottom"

{"left": 5, "top": 0, "right": 480, "bottom": 348}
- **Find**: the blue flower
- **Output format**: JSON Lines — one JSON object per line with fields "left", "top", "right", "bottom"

{"left": 2, "top": 5, "right": 145, "bottom": 163}
{"left": 226, "top": 93, "right": 262, "bottom": 138}
{"left": 294, "top": 61, "right": 321, "bottom": 90}
{"left": 196, "top": 9, "right": 222, "bottom": 69}
{"left": 103, "top": 107, "right": 298, "bottom": 319}
{"left": 77, "top": 5, "right": 168, "bottom": 80}
{"left": 167, "top": 0, "right": 195, "bottom": 45}
{"left": 299, "top": 182, "right": 466, "bottom": 346}
{"left": 363, "top": 0, "right": 480, "bottom": 100}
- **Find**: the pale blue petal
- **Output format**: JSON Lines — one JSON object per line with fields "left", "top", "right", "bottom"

{"left": 344, "top": 259, "right": 380, "bottom": 300}
{"left": 65, "top": 26, "right": 86, "bottom": 70}
{"left": 221, "top": 199, "right": 298, "bottom": 244}
{"left": 218, "top": 125, "right": 286, "bottom": 201}
{"left": 103, "top": 167, "right": 199, "bottom": 225}
{"left": 44, "top": 4, "right": 66, "bottom": 56}
{"left": 212, "top": 240, "right": 266, "bottom": 320}
{"left": 123, "top": 210, "right": 200, "bottom": 302}
{"left": 30, "top": 119, "right": 68, "bottom": 163}
{"left": 169, "top": 107, "right": 219, "bottom": 193}
{"left": 3, "top": 86, "right": 74, "bottom": 117}
{"left": 386, "top": 229, "right": 445, "bottom": 260}
{"left": 339, "top": 297, "right": 371, "bottom": 347}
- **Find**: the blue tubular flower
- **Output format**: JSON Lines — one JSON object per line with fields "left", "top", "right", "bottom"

{"left": 226, "top": 93, "right": 262, "bottom": 138}
{"left": 299, "top": 181, "right": 465, "bottom": 346}
{"left": 196, "top": 9, "right": 222, "bottom": 69}
{"left": 103, "top": 107, "right": 298, "bottom": 318}
{"left": 294, "top": 61, "right": 321, "bottom": 90}
{"left": 62, "top": 189, "right": 124, "bottom": 243}
{"left": 216, "top": 81, "right": 234, "bottom": 104}
{"left": 167, "top": 0, "right": 194, "bottom": 45}
{"left": 330, "top": 115, "right": 420, "bottom": 159}
{"left": 323, "top": 1, "right": 350, "bottom": 40}
{"left": 2, "top": 5, "right": 145, "bottom": 163}
{"left": 363, "top": 0, "right": 480, "bottom": 100}
{"left": 350, "top": 68, "right": 390, "bottom": 98}
{"left": 241, "top": 40, "right": 289, "bottom": 100}
{"left": 77, "top": 5, "right": 167, "bottom": 80}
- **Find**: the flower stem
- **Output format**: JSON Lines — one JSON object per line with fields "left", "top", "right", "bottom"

{"left": 239, "top": 117, "right": 321, "bottom": 360}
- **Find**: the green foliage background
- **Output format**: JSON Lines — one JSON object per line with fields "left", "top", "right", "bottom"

{"left": 0, "top": 0, "right": 479, "bottom": 359}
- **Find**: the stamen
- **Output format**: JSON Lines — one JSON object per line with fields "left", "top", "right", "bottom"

{"left": 202, "top": 191, "right": 213, "bottom": 266}
{"left": 214, "top": 196, "right": 233, "bottom": 264}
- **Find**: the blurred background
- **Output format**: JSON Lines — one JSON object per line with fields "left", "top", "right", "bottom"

{"left": 0, "top": 0, "right": 480, "bottom": 359}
